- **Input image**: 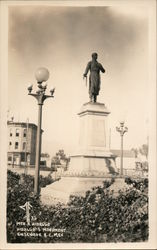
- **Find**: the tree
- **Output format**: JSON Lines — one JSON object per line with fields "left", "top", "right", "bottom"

{"left": 56, "top": 149, "right": 70, "bottom": 166}
{"left": 131, "top": 148, "right": 138, "bottom": 158}
{"left": 51, "top": 149, "right": 70, "bottom": 170}
{"left": 41, "top": 153, "right": 50, "bottom": 158}
{"left": 139, "top": 144, "right": 148, "bottom": 159}
{"left": 51, "top": 155, "right": 61, "bottom": 166}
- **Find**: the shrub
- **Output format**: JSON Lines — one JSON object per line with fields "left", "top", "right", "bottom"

{"left": 125, "top": 177, "right": 148, "bottom": 193}
{"left": 7, "top": 170, "right": 148, "bottom": 243}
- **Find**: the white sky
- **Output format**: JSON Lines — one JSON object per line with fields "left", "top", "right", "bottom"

{"left": 8, "top": 4, "right": 151, "bottom": 157}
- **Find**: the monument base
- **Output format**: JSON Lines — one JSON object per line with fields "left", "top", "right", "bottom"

{"left": 63, "top": 154, "right": 117, "bottom": 177}
{"left": 41, "top": 176, "right": 112, "bottom": 205}
{"left": 40, "top": 176, "right": 128, "bottom": 206}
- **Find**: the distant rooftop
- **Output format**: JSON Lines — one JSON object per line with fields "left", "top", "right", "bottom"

{"left": 7, "top": 121, "right": 37, "bottom": 129}
{"left": 111, "top": 149, "right": 135, "bottom": 158}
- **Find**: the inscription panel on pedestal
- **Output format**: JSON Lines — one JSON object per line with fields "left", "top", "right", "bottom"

{"left": 89, "top": 119, "right": 106, "bottom": 147}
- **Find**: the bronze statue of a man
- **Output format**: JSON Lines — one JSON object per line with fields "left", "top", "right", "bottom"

{"left": 83, "top": 53, "right": 105, "bottom": 102}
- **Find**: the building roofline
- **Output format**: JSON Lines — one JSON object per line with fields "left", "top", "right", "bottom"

{"left": 7, "top": 121, "right": 37, "bottom": 128}
{"left": 111, "top": 149, "right": 135, "bottom": 158}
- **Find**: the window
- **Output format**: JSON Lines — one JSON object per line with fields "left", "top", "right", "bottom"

{"left": 23, "top": 142, "right": 25, "bottom": 150}
{"left": 21, "top": 153, "right": 25, "bottom": 161}
{"left": 8, "top": 156, "right": 12, "bottom": 161}
{"left": 16, "top": 129, "right": 19, "bottom": 137}
{"left": 9, "top": 141, "right": 12, "bottom": 149}
{"left": 10, "top": 129, "right": 12, "bottom": 137}
{"left": 9, "top": 142, "right": 12, "bottom": 148}
{"left": 23, "top": 129, "right": 27, "bottom": 137}
{"left": 15, "top": 142, "right": 18, "bottom": 149}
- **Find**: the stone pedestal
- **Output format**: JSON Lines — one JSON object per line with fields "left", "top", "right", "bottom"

{"left": 41, "top": 102, "right": 118, "bottom": 205}
{"left": 41, "top": 177, "right": 110, "bottom": 205}
{"left": 64, "top": 102, "right": 117, "bottom": 176}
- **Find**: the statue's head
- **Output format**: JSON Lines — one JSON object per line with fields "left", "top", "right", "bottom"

{"left": 92, "top": 53, "right": 98, "bottom": 60}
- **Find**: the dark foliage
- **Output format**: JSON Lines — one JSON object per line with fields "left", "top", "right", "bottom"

{"left": 125, "top": 177, "right": 148, "bottom": 193}
{"left": 7, "top": 171, "right": 148, "bottom": 243}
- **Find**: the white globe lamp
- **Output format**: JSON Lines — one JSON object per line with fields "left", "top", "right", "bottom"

{"left": 35, "top": 67, "right": 49, "bottom": 83}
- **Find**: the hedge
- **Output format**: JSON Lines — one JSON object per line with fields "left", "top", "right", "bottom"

{"left": 7, "top": 170, "right": 148, "bottom": 243}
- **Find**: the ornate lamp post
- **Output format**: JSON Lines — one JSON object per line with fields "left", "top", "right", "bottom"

{"left": 27, "top": 67, "right": 55, "bottom": 195}
{"left": 116, "top": 121, "right": 128, "bottom": 176}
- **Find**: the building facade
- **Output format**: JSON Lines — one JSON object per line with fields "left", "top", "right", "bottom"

{"left": 7, "top": 121, "right": 37, "bottom": 166}
{"left": 111, "top": 149, "right": 147, "bottom": 177}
